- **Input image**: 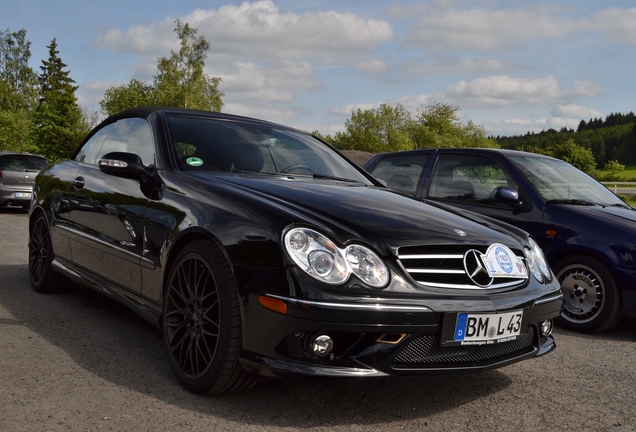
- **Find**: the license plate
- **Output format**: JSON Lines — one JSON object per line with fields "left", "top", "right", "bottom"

{"left": 453, "top": 310, "right": 524, "bottom": 344}
{"left": 14, "top": 192, "right": 31, "bottom": 198}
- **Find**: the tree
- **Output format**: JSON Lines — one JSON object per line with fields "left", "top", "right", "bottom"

{"left": 154, "top": 20, "right": 223, "bottom": 111}
{"left": 0, "top": 109, "right": 35, "bottom": 152}
{"left": 33, "top": 38, "right": 86, "bottom": 161}
{"left": 412, "top": 102, "right": 498, "bottom": 149}
{"left": 339, "top": 103, "right": 413, "bottom": 152}
{"left": 99, "top": 20, "right": 224, "bottom": 115}
{"left": 0, "top": 28, "right": 38, "bottom": 111}
{"left": 0, "top": 28, "right": 38, "bottom": 152}
{"left": 100, "top": 78, "right": 157, "bottom": 116}
{"left": 553, "top": 138, "right": 597, "bottom": 175}
{"left": 604, "top": 159, "right": 625, "bottom": 176}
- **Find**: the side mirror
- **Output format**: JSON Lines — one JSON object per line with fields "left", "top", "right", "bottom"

{"left": 98, "top": 152, "right": 149, "bottom": 182}
{"left": 493, "top": 186, "right": 522, "bottom": 207}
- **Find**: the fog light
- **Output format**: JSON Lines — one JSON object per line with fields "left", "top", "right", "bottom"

{"left": 540, "top": 319, "right": 553, "bottom": 336}
{"left": 311, "top": 334, "right": 333, "bottom": 357}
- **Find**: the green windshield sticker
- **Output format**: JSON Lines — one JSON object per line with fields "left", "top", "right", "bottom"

{"left": 186, "top": 157, "right": 203, "bottom": 167}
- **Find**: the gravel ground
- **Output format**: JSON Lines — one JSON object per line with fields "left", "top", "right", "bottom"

{"left": 1, "top": 209, "right": 635, "bottom": 432}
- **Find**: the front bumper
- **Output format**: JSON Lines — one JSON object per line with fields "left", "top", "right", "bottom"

{"left": 239, "top": 291, "right": 563, "bottom": 378}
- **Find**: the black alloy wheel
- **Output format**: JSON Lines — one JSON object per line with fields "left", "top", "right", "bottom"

{"left": 162, "top": 240, "right": 255, "bottom": 394}
{"left": 555, "top": 254, "right": 622, "bottom": 333}
{"left": 28, "top": 213, "right": 64, "bottom": 293}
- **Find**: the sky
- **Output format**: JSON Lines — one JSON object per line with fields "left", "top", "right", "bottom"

{"left": 3, "top": 0, "right": 636, "bottom": 137}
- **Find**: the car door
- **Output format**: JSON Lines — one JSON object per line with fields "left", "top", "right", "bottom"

{"left": 67, "top": 117, "right": 156, "bottom": 294}
{"left": 425, "top": 150, "right": 547, "bottom": 243}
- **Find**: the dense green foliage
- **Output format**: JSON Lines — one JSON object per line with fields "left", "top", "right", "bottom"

{"left": 325, "top": 102, "right": 497, "bottom": 152}
{"left": 33, "top": 38, "right": 88, "bottom": 161}
{"left": 494, "top": 112, "right": 636, "bottom": 173}
{"left": 1, "top": 22, "right": 223, "bottom": 161}
{"left": 100, "top": 20, "right": 223, "bottom": 116}
{"left": 100, "top": 79, "right": 157, "bottom": 117}
{"left": 0, "top": 29, "right": 39, "bottom": 153}
{"left": 0, "top": 29, "right": 88, "bottom": 160}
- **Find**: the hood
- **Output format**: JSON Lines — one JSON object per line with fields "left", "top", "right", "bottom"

{"left": 206, "top": 173, "right": 527, "bottom": 254}
{"left": 551, "top": 202, "right": 636, "bottom": 231}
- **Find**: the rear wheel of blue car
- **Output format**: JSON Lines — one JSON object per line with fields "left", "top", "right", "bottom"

{"left": 162, "top": 240, "right": 255, "bottom": 394}
{"left": 555, "top": 255, "right": 622, "bottom": 333}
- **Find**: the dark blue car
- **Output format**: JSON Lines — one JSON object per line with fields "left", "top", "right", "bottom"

{"left": 364, "top": 148, "right": 636, "bottom": 333}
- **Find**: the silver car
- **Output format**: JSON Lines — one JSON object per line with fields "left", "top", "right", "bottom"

{"left": 0, "top": 152, "right": 49, "bottom": 209}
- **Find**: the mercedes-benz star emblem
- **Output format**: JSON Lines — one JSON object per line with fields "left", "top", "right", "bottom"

{"left": 463, "top": 249, "right": 494, "bottom": 287}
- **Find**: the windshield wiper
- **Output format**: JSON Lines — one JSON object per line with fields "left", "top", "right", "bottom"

{"left": 546, "top": 199, "right": 596, "bottom": 206}
{"left": 312, "top": 173, "right": 360, "bottom": 183}
{"left": 607, "top": 203, "right": 632, "bottom": 209}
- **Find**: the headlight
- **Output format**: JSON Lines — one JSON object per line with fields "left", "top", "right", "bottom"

{"left": 524, "top": 237, "right": 552, "bottom": 283}
{"left": 284, "top": 228, "right": 388, "bottom": 288}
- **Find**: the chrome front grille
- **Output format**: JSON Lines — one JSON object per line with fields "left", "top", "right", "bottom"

{"left": 397, "top": 244, "right": 528, "bottom": 290}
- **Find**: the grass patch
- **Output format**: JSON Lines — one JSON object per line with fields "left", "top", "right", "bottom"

{"left": 617, "top": 194, "right": 636, "bottom": 208}
{"left": 597, "top": 164, "right": 636, "bottom": 181}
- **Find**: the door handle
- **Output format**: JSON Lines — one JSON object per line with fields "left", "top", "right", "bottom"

{"left": 72, "top": 176, "right": 85, "bottom": 189}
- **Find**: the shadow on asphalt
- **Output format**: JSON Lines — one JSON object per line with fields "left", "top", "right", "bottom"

{"left": 0, "top": 261, "right": 519, "bottom": 428}
{"left": 553, "top": 316, "right": 636, "bottom": 342}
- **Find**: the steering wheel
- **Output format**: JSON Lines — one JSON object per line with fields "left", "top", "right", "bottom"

{"left": 280, "top": 164, "right": 314, "bottom": 174}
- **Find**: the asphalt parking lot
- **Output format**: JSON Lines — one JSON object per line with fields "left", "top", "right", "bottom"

{"left": 1, "top": 209, "right": 635, "bottom": 431}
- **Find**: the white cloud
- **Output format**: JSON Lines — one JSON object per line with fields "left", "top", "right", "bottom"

{"left": 94, "top": 1, "right": 394, "bottom": 63}
{"left": 399, "top": 3, "right": 636, "bottom": 53}
{"left": 222, "top": 101, "right": 312, "bottom": 126}
{"left": 592, "top": 8, "right": 636, "bottom": 44}
{"left": 436, "top": 75, "right": 602, "bottom": 107}
{"left": 329, "top": 102, "right": 380, "bottom": 117}
{"left": 355, "top": 60, "right": 388, "bottom": 75}
{"left": 217, "top": 60, "right": 321, "bottom": 103}
{"left": 551, "top": 104, "right": 603, "bottom": 120}
{"left": 404, "top": 5, "right": 578, "bottom": 51}
{"left": 93, "top": 20, "right": 176, "bottom": 55}
{"left": 393, "top": 57, "right": 514, "bottom": 82}
{"left": 76, "top": 80, "right": 120, "bottom": 107}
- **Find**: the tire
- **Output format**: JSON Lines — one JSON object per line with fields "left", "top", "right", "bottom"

{"left": 28, "top": 213, "right": 65, "bottom": 293}
{"left": 162, "top": 240, "right": 255, "bottom": 394}
{"left": 554, "top": 254, "right": 622, "bottom": 333}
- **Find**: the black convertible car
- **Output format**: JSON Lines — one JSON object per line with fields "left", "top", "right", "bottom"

{"left": 29, "top": 108, "right": 562, "bottom": 394}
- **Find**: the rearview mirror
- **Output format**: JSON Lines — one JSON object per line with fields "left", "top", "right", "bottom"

{"left": 493, "top": 186, "right": 522, "bottom": 207}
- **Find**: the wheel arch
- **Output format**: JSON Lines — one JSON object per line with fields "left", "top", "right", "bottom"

{"left": 160, "top": 227, "right": 243, "bottom": 321}
{"left": 549, "top": 246, "right": 622, "bottom": 294}
{"left": 28, "top": 205, "right": 48, "bottom": 234}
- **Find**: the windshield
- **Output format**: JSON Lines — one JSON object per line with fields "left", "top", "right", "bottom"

{"left": 508, "top": 155, "right": 626, "bottom": 206}
{"left": 167, "top": 115, "right": 372, "bottom": 184}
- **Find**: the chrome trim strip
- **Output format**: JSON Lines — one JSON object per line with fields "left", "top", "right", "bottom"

{"left": 419, "top": 280, "right": 524, "bottom": 290}
{"left": 62, "top": 225, "right": 153, "bottom": 266}
{"left": 399, "top": 254, "right": 464, "bottom": 259}
{"left": 533, "top": 293, "right": 564, "bottom": 305}
{"left": 405, "top": 269, "right": 466, "bottom": 274}
{"left": 265, "top": 294, "right": 432, "bottom": 312}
